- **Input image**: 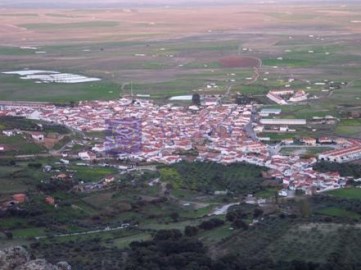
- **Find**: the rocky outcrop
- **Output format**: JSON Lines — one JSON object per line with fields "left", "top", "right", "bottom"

{"left": 0, "top": 246, "right": 30, "bottom": 270}
{"left": 0, "top": 246, "right": 71, "bottom": 270}
{"left": 55, "top": 262, "right": 72, "bottom": 270}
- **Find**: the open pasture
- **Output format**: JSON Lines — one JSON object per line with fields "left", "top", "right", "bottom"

{"left": 327, "top": 188, "right": 361, "bottom": 200}
{"left": 0, "top": 3, "right": 360, "bottom": 129}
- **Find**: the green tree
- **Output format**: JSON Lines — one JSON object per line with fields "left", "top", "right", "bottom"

{"left": 170, "top": 212, "right": 179, "bottom": 222}
{"left": 232, "top": 219, "right": 249, "bottom": 230}
{"left": 4, "top": 231, "right": 13, "bottom": 240}
{"left": 299, "top": 199, "right": 311, "bottom": 218}
{"left": 184, "top": 226, "right": 199, "bottom": 237}
{"left": 253, "top": 208, "right": 263, "bottom": 219}
{"left": 159, "top": 168, "right": 182, "bottom": 189}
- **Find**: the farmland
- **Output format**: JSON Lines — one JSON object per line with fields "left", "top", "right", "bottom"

{"left": 0, "top": 5, "right": 359, "bottom": 141}
{"left": 0, "top": 3, "right": 360, "bottom": 123}
{"left": 1, "top": 149, "right": 361, "bottom": 268}
{"left": 327, "top": 188, "right": 361, "bottom": 200}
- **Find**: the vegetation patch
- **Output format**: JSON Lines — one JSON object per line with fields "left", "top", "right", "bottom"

{"left": 159, "top": 161, "right": 268, "bottom": 195}
{"left": 316, "top": 207, "right": 360, "bottom": 219}
{"left": 327, "top": 188, "right": 361, "bottom": 200}
{"left": 313, "top": 162, "right": 361, "bottom": 178}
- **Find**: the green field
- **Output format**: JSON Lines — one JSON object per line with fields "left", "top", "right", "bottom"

{"left": 12, "top": 227, "right": 45, "bottom": 239}
{"left": 280, "top": 146, "right": 334, "bottom": 157}
{"left": 0, "top": 32, "right": 360, "bottom": 111}
{"left": 0, "top": 74, "right": 120, "bottom": 102}
{"left": 0, "top": 134, "right": 45, "bottom": 155}
{"left": 198, "top": 225, "right": 233, "bottom": 246}
{"left": 0, "top": 47, "right": 35, "bottom": 56}
{"left": 316, "top": 207, "right": 360, "bottom": 220}
{"left": 327, "top": 188, "right": 361, "bottom": 200}
{"left": 0, "top": 178, "right": 29, "bottom": 194}
{"left": 263, "top": 58, "right": 311, "bottom": 68}
{"left": 335, "top": 119, "right": 361, "bottom": 137}
{"left": 112, "top": 232, "right": 153, "bottom": 248}
{"left": 0, "top": 161, "right": 50, "bottom": 196}
{"left": 70, "top": 165, "right": 118, "bottom": 182}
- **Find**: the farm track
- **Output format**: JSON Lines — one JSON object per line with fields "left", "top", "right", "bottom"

{"left": 246, "top": 57, "right": 262, "bottom": 85}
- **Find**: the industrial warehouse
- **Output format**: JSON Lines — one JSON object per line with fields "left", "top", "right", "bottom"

{"left": 260, "top": 118, "right": 307, "bottom": 125}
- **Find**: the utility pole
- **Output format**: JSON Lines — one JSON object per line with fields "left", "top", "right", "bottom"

{"left": 131, "top": 81, "right": 133, "bottom": 97}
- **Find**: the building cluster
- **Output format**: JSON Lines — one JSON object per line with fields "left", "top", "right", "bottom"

{"left": 267, "top": 89, "right": 308, "bottom": 105}
{"left": 72, "top": 175, "right": 115, "bottom": 193}
{"left": 318, "top": 139, "right": 361, "bottom": 163}
{"left": 253, "top": 108, "right": 307, "bottom": 137}
{"left": 1, "top": 98, "right": 260, "bottom": 164}
{"left": 266, "top": 155, "right": 346, "bottom": 196}
{"left": 260, "top": 118, "right": 307, "bottom": 126}
{"left": 0, "top": 97, "right": 356, "bottom": 196}
{"left": 0, "top": 193, "right": 56, "bottom": 212}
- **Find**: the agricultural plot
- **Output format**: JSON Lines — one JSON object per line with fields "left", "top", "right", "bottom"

{"left": 0, "top": 134, "right": 45, "bottom": 155}
{"left": 2, "top": 9, "right": 358, "bottom": 154}
{"left": 69, "top": 165, "right": 118, "bottom": 183}
{"left": 113, "top": 233, "right": 152, "bottom": 248}
{"left": 0, "top": 166, "right": 30, "bottom": 194}
{"left": 266, "top": 223, "right": 361, "bottom": 264}
{"left": 212, "top": 218, "right": 361, "bottom": 265}
{"left": 0, "top": 74, "right": 119, "bottom": 102}
{"left": 335, "top": 118, "right": 361, "bottom": 138}
{"left": 0, "top": 7, "right": 359, "bottom": 106}
{"left": 280, "top": 147, "right": 334, "bottom": 157}
{"left": 316, "top": 207, "right": 361, "bottom": 220}
{"left": 327, "top": 188, "right": 361, "bottom": 200}
{"left": 0, "top": 178, "right": 29, "bottom": 195}
{"left": 0, "top": 162, "right": 47, "bottom": 195}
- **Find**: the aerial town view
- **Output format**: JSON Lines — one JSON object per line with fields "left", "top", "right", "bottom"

{"left": 0, "top": 0, "right": 361, "bottom": 269}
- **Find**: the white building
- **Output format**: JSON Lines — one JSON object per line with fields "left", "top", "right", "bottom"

{"left": 289, "top": 90, "right": 308, "bottom": 102}
{"left": 2, "top": 130, "right": 14, "bottom": 136}
{"left": 260, "top": 119, "right": 306, "bottom": 125}
{"left": 266, "top": 93, "right": 287, "bottom": 105}
{"left": 318, "top": 145, "right": 361, "bottom": 163}
{"left": 259, "top": 108, "right": 282, "bottom": 117}
{"left": 78, "top": 151, "right": 96, "bottom": 161}
{"left": 31, "top": 132, "right": 44, "bottom": 141}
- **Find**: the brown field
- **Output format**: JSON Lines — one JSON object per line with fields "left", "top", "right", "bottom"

{"left": 0, "top": 1, "right": 361, "bottom": 120}
{"left": 0, "top": 6, "right": 267, "bottom": 45}
{"left": 219, "top": 56, "right": 260, "bottom": 68}
{"left": 0, "top": 4, "right": 360, "bottom": 46}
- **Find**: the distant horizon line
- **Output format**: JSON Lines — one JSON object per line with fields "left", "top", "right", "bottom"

{"left": 0, "top": 0, "right": 360, "bottom": 9}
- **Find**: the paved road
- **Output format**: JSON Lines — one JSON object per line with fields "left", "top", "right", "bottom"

{"left": 210, "top": 203, "right": 239, "bottom": 216}
{"left": 244, "top": 106, "right": 258, "bottom": 141}
{"left": 269, "top": 142, "right": 282, "bottom": 156}
{"left": 34, "top": 225, "right": 131, "bottom": 240}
